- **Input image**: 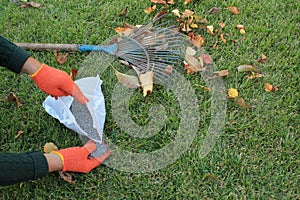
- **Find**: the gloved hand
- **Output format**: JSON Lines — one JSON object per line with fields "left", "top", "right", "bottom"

{"left": 51, "top": 140, "right": 111, "bottom": 173}
{"left": 30, "top": 64, "right": 88, "bottom": 104}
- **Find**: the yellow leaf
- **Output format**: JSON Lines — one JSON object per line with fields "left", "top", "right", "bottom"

{"left": 240, "top": 28, "right": 246, "bottom": 34}
{"left": 228, "top": 88, "right": 239, "bottom": 98}
{"left": 172, "top": 9, "right": 181, "bottom": 17}
{"left": 219, "top": 22, "right": 226, "bottom": 28}
{"left": 228, "top": 6, "right": 240, "bottom": 15}
{"left": 139, "top": 71, "right": 154, "bottom": 97}
{"left": 144, "top": 5, "right": 156, "bottom": 14}
{"left": 43, "top": 142, "right": 58, "bottom": 153}
{"left": 115, "top": 70, "right": 140, "bottom": 89}
{"left": 207, "top": 25, "right": 214, "bottom": 35}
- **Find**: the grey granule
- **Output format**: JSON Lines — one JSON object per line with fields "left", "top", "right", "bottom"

{"left": 70, "top": 100, "right": 107, "bottom": 157}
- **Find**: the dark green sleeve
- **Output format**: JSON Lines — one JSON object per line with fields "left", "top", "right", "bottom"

{"left": 0, "top": 35, "right": 31, "bottom": 74}
{"left": 0, "top": 151, "right": 49, "bottom": 186}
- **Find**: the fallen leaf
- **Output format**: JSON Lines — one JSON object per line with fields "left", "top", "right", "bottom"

{"left": 240, "top": 28, "right": 246, "bottom": 34}
{"left": 167, "top": 0, "right": 175, "bottom": 4}
{"left": 144, "top": 5, "right": 156, "bottom": 14}
{"left": 200, "top": 54, "right": 213, "bottom": 64}
{"left": 214, "top": 70, "right": 229, "bottom": 77}
{"left": 163, "top": 65, "right": 173, "bottom": 75}
{"left": 258, "top": 54, "right": 267, "bottom": 63}
{"left": 236, "top": 97, "right": 252, "bottom": 109}
{"left": 228, "top": 6, "right": 240, "bottom": 15}
{"left": 59, "top": 171, "right": 75, "bottom": 184}
{"left": 220, "top": 34, "right": 226, "bottom": 43}
{"left": 115, "top": 70, "right": 140, "bottom": 89}
{"left": 21, "top": 1, "right": 41, "bottom": 8}
{"left": 235, "top": 24, "right": 245, "bottom": 30}
{"left": 207, "top": 25, "right": 214, "bottom": 35}
{"left": 264, "top": 83, "right": 273, "bottom": 92}
{"left": 184, "top": 0, "right": 193, "bottom": 5}
{"left": 219, "top": 22, "right": 226, "bottom": 28}
{"left": 139, "top": 71, "right": 154, "bottom": 97}
{"left": 43, "top": 142, "right": 58, "bottom": 153}
{"left": 208, "top": 7, "right": 219, "bottom": 14}
{"left": 237, "top": 64, "right": 260, "bottom": 73}
{"left": 228, "top": 88, "right": 239, "bottom": 98}
{"left": 15, "top": 130, "right": 24, "bottom": 139}
{"left": 6, "top": 93, "right": 23, "bottom": 107}
{"left": 70, "top": 68, "right": 78, "bottom": 80}
{"left": 213, "top": 40, "right": 219, "bottom": 49}
{"left": 186, "top": 46, "right": 197, "bottom": 56}
{"left": 151, "top": 0, "right": 167, "bottom": 4}
{"left": 172, "top": 9, "right": 181, "bottom": 17}
{"left": 188, "top": 32, "right": 205, "bottom": 48}
{"left": 118, "top": 7, "right": 128, "bottom": 17}
{"left": 195, "top": 84, "right": 211, "bottom": 91}
{"left": 272, "top": 86, "right": 279, "bottom": 92}
{"left": 184, "top": 55, "right": 205, "bottom": 73}
{"left": 53, "top": 50, "right": 69, "bottom": 64}
{"left": 247, "top": 72, "right": 263, "bottom": 79}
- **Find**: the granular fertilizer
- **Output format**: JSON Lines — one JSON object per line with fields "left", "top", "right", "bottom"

{"left": 70, "top": 100, "right": 107, "bottom": 157}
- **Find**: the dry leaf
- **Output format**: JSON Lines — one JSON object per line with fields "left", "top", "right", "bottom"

{"left": 59, "top": 171, "right": 75, "bottom": 184}
{"left": 151, "top": 0, "right": 167, "bottom": 4}
{"left": 144, "top": 5, "right": 156, "bottom": 14}
{"left": 21, "top": 1, "right": 41, "bottom": 8}
{"left": 186, "top": 46, "right": 197, "bottom": 56}
{"left": 15, "top": 130, "right": 24, "bottom": 139}
{"left": 220, "top": 34, "right": 226, "bottom": 43}
{"left": 115, "top": 70, "right": 140, "bottom": 89}
{"left": 118, "top": 7, "right": 128, "bottom": 17}
{"left": 208, "top": 7, "right": 219, "bottom": 14}
{"left": 237, "top": 64, "right": 260, "bottom": 73}
{"left": 265, "top": 83, "right": 273, "bottom": 92}
{"left": 195, "top": 84, "right": 211, "bottom": 91}
{"left": 207, "top": 25, "right": 214, "bottom": 35}
{"left": 188, "top": 32, "right": 205, "bottom": 48}
{"left": 214, "top": 70, "right": 229, "bottom": 77}
{"left": 184, "top": 55, "right": 205, "bottom": 74}
{"left": 228, "top": 88, "right": 239, "bottom": 98}
{"left": 70, "top": 68, "right": 78, "bottom": 80}
{"left": 163, "top": 65, "right": 173, "bottom": 75}
{"left": 219, "top": 22, "right": 226, "bottom": 28}
{"left": 172, "top": 9, "right": 181, "bottom": 17}
{"left": 258, "top": 54, "right": 267, "bottom": 63}
{"left": 43, "top": 142, "right": 58, "bottom": 153}
{"left": 228, "top": 6, "right": 240, "bottom": 15}
{"left": 200, "top": 54, "right": 213, "bottom": 64}
{"left": 168, "top": 0, "right": 175, "bottom": 4}
{"left": 272, "top": 86, "right": 279, "bottom": 92}
{"left": 236, "top": 97, "right": 252, "bottom": 109}
{"left": 184, "top": 0, "right": 193, "bottom": 5}
{"left": 6, "top": 93, "right": 23, "bottom": 107}
{"left": 139, "top": 71, "right": 154, "bottom": 97}
{"left": 235, "top": 24, "right": 245, "bottom": 30}
{"left": 53, "top": 50, "right": 69, "bottom": 64}
{"left": 240, "top": 28, "right": 246, "bottom": 34}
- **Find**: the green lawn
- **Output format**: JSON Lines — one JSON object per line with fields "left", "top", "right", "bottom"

{"left": 0, "top": 0, "right": 299, "bottom": 199}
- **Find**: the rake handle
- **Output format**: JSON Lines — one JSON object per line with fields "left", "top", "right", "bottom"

{"left": 16, "top": 43, "right": 118, "bottom": 55}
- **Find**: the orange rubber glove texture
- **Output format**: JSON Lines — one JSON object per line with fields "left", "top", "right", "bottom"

{"left": 30, "top": 64, "right": 88, "bottom": 104}
{"left": 51, "top": 140, "right": 111, "bottom": 173}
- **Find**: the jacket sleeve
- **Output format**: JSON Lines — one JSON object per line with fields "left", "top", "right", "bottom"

{"left": 0, "top": 35, "right": 31, "bottom": 74}
{"left": 0, "top": 151, "right": 49, "bottom": 186}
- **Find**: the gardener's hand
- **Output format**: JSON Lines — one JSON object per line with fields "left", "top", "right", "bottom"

{"left": 50, "top": 140, "right": 111, "bottom": 173}
{"left": 29, "top": 63, "right": 88, "bottom": 104}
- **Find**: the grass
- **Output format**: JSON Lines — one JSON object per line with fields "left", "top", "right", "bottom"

{"left": 0, "top": 0, "right": 299, "bottom": 199}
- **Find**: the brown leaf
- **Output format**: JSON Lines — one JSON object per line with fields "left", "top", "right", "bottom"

{"left": 200, "top": 54, "right": 213, "bottom": 64}
{"left": 228, "top": 6, "right": 240, "bottom": 15}
{"left": 195, "top": 84, "right": 211, "bottom": 91}
{"left": 115, "top": 70, "right": 140, "bottom": 89}
{"left": 265, "top": 83, "right": 273, "bottom": 92}
{"left": 15, "top": 130, "right": 24, "bottom": 139}
{"left": 118, "top": 7, "right": 128, "bottom": 17}
{"left": 184, "top": 0, "right": 193, "bottom": 5}
{"left": 53, "top": 50, "right": 69, "bottom": 64}
{"left": 206, "top": 25, "right": 214, "bottom": 35}
{"left": 272, "top": 86, "right": 279, "bottom": 92}
{"left": 258, "top": 54, "right": 267, "bottom": 63}
{"left": 70, "top": 68, "right": 78, "bottom": 80}
{"left": 163, "top": 65, "right": 173, "bottom": 75}
{"left": 184, "top": 55, "right": 205, "bottom": 74}
{"left": 43, "top": 142, "right": 58, "bottom": 153}
{"left": 144, "top": 5, "right": 156, "bottom": 14}
{"left": 220, "top": 34, "right": 226, "bottom": 43}
{"left": 188, "top": 33, "right": 205, "bottom": 48}
{"left": 153, "top": 11, "right": 168, "bottom": 21}
{"left": 139, "top": 71, "right": 154, "bottom": 97}
{"left": 208, "top": 7, "right": 219, "bottom": 14}
{"left": 6, "top": 93, "right": 23, "bottom": 107}
{"left": 236, "top": 97, "right": 252, "bottom": 109}
{"left": 59, "top": 171, "right": 75, "bottom": 184}
{"left": 167, "top": 0, "right": 175, "bottom": 4}
{"left": 214, "top": 70, "right": 229, "bottom": 77}
{"left": 219, "top": 22, "right": 226, "bottom": 28}
{"left": 21, "top": 1, "right": 41, "bottom": 8}
{"left": 151, "top": 0, "right": 167, "bottom": 5}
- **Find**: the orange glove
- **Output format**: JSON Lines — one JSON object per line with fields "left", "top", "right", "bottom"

{"left": 51, "top": 140, "right": 111, "bottom": 173}
{"left": 30, "top": 64, "right": 88, "bottom": 104}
